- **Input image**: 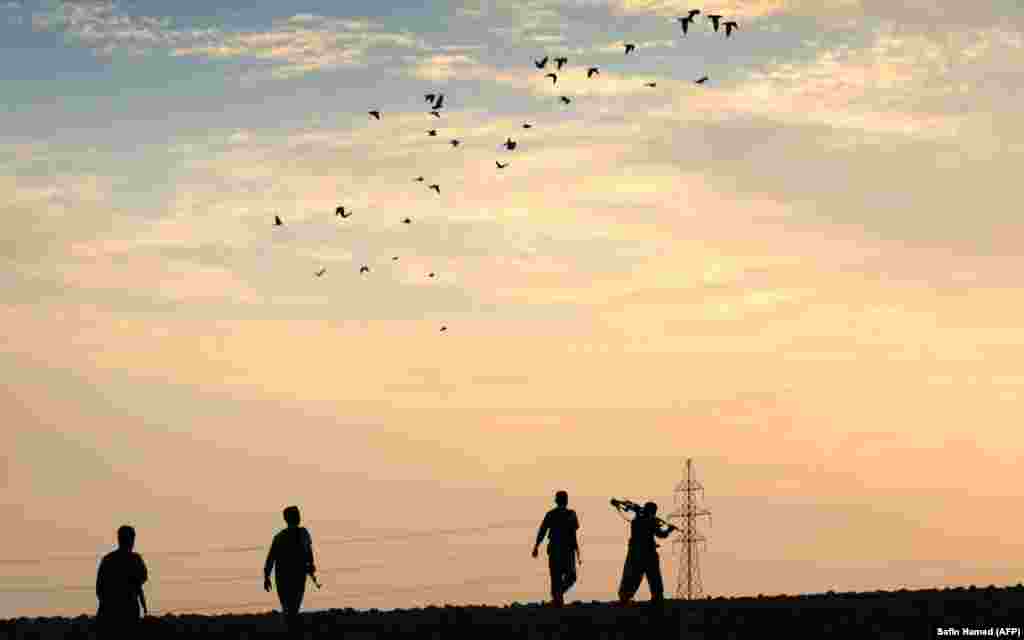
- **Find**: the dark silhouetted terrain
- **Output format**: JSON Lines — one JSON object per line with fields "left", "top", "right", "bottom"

{"left": 3, "top": 585, "right": 1022, "bottom": 638}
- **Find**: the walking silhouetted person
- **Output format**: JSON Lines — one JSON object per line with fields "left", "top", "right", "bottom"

{"left": 264, "top": 506, "right": 318, "bottom": 632}
{"left": 95, "top": 525, "right": 148, "bottom": 636}
{"left": 532, "top": 490, "right": 580, "bottom": 607}
{"left": 617, "top": 501, "right": 676, "bottom": 605}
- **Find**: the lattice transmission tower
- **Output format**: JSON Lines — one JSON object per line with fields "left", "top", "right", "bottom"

{"left": 667, "top": 458, "right": 712, "bottom": 600}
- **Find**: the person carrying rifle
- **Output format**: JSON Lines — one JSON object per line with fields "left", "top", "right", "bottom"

{"left": 264, "top": 505, "right": 318, "bottom": 632}
{"left": 614, "top": 500, "right": 676, "bottom": 605}
{"left": 95, "top": 525, "right": 148, "bottom": 636}
{"left": 532, "top": 490, "right": 580, "bottom": 607}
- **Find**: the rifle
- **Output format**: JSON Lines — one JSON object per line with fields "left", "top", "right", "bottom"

{"left": 138, "top": 586, "right": 148, "bottom": 616}
{"left": 610, "top": 498, "right": 678, "bottom": 532}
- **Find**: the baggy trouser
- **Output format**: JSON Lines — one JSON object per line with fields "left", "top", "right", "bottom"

{"left": 275, "top": 573, "right": 307, "bottom": 630}
{"left": 618, "top": 548, "right": 664, "bottom": 602}
{"left": 547, "top": 548, "right": 577, "bottom": 604}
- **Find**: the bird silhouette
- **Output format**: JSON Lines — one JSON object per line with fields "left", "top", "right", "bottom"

{"left": 274, "top": 215, "right": 283, "bottom": 226}
{"left": 402, "top": 217, "right": 412, "bottom": 224}
{"left": 368, "top": 110, "right": 381, "bottom": 120}
{"left": 425, "top": 93, "right": 436, "bottom": 103}
{"left": 545, "top": 73, "right": 558, "bottom": 85}
{"left": 560, "top": 96, "right": 572, "bottom": 104}
{"left": 359, "top": 265, "right": 370, "bottom": 274}
{"left": 450, "top": 139, "right": 460, "bottom": 147}
{"left": 428, "top": 272, "right": 436, "bottom": 278}
{"left": 414, "top": 176, "right": 425, "bottom": 182}
{"left": 504, "top": 138, "right": 517, "bottom": 150}
{"left": 687, "top": 8, "right": 700, "bottom": 18}
{"left": 724, "top": 21, "right": 738, "bottom": 37}
{"left": 315, "top": 268, "right": 326, "bottom": 277}
{"left": 587, "top": 66, "right": 599, "bottom": 78}
{"left": 695, "top": 75, "right": 709, "bottom": 84}
{"left": 336, "top": 206, "right": 351, "bottom": 218}
{"left": 496, "top": 161, "right": 508, "bottom": 169}
{"left": 428, "top": 129, "right": 438, "bottom": 136}
{"left": 522, "top": 123, "right": 533, "bottom": 129}
{"left": 624, "top": 43, "right": 635, "bottom": 54}
{"left": 534, "top": 56, "right": 548, "bottom": 69}
{"left": 433, "top": 94, "right": 445, "bottom": 110}
{"left": 554, "top": 56, "right": 568, "bottom": 70}
{"left": 707, "top": 14, "right": 723, "bottom": 31}
{"left": 429, "top": 184, "right": 441, "bottom": 194}
{"left": 644, "top": 82, "right": 657, "bottom": 87}
{"left": 429, "top": 110, "right": 441, "bottom": 118}
{"left": 392, "top": 256, "right": 399, "bottom": 261}
{"left": 440, "top": 325, "right": 447, "bottom": 332}
{"left": 677, "top": 16, "right": 692, "bottom": 34}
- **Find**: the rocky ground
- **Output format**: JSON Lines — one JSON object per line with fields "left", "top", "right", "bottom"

{"left": 3, "top": 585, "right": 1022, "bottom": 638}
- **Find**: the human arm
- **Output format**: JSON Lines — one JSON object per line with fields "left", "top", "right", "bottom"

{"left": 303, "top": 529, "right": 317, "bottom": 581}
{"left": 263, "top": 535, "right": 277, "bottom": 591}
{"left": 95, "top": 557, "right": 105, "bottom": 601}
{"left": 532, "top": 512, "right": 551, "bottom": 557}
{"left": 137, "top": 555, "right": 148, "bottom": 615}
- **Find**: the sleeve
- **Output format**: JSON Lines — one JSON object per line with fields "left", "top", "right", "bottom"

{"left": 264, "top": 534, "right": 277, "bottom": 579}
{"left": 304, "top": 529, "right": 316, "bottom": 575}
{"left": 535, "top": 511, "right": 551, "bottom": 546}
{"left": 96, "top": 557, "right": 106, "bottom": 600}
{"left": 137, "top": 554, "right": 148, "bottom": 586}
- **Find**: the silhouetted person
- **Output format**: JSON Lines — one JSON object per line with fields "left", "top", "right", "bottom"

{"left": 618, "top": 502, "right": 675, "bottom": 605}
{"left": 95, "top": 525, "right": 148, "bottom": 636}
{"left": 264, "top": 506, "right": 317, "bottom": 633}
{"left": 532, "top": 490, "right": 580, "bottom": 607}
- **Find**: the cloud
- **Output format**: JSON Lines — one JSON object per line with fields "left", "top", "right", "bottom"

{"left": 29, "top": 3, "right": 431, "bottom": 77}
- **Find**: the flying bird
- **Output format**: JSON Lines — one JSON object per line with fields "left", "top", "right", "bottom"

{"left": 554, "top": 56, "right": 568, "bottom": 70}
{"left": 427, "top": 129, "right": 438, "bottom": 136}
{"left": 644, "top": 82, "right": 657, "bottom": 87}
{"left": 428, "top": 272, "right": 436, "bottom": 278}
{"left": 440, "top": 326, "right": 447, "bottom": 332}
{"left": 534, "top": 56, "right": 548, "bottom": 69}
{"left": 545, "top": 73, "right": 558, "bottom": 85}
{"left": 429, "top": 184, "right": 441, "bottom": 194}
{"left": 274, "top": 215, "right": 283, "bottom": 226}
{"left": 707, "top": 14, "right": 723, "bottom": 31}
{"left": 624, "top": 43, "right": 635, "bottom": 54}
{"left": 315, "top": 268, "right": 326, "bottom": 277}
{"left": 504, "top": 138, "right": 517, "bottom": 150}
{"left": 677, "top": 16, "right": 693, "bottom": 34}
{"left": 429, "top": 110, "right": 441, "bottom": 118}
{"left": 496, "top": 161, "right": 508, "bottom": 169}
{"left": 724, "top": 21, "right": 738, "bottom": 37}
{"left": 402, "top": 217, "right": 412, "bottom": 224}
{"left": 695, "top": 75, "right": 709, "bottom": 84}
{"left": 368, "top": 110, "right": 381, "bottom": 120}
{"left": 425, "top": 93, "right": 436, "bottom": 103}
{"left": 687, "top": 8, "right": 700, "bottom": 18}
{"left": 414, "top": 176, "right": 425, "bottom": 182}
{"left": 432, "top": 94, "right": 445, "bottom": 110}
{"left": 559, "top": 96, "right": 571, "bottom": 104}
{"left": 359, "top": 265, "right": 370, "bottom": 274}
{"left": 392, "top": 256, "right": 399, "bottom": 261}
{"left": 450, "top": 139, "right": 460, "bottom": 147}
{"left": 587, "top": 66, "right": 599, "bottom": 78}
{"left": 335, "top": 206, "right": 351, "bottom": 217}
{"left": 522, "top": 123, "right": 533, "bottom": 129}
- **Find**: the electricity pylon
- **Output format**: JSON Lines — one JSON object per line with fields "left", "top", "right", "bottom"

{"left": 667, "top": 458, "right": 712, "bottom": 600}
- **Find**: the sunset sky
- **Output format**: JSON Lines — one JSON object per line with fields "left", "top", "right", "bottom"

{"left": 3, "top": 0, "right": 1024, "bottom": 619}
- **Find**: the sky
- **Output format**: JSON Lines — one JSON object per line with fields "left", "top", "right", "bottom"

{"left": 3, "top": 0, "right": 1024, "bottom": 619}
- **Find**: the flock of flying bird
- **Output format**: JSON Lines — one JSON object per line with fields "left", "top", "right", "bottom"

{"left": 271, "top": 10, "right": 742, "bottom": 333}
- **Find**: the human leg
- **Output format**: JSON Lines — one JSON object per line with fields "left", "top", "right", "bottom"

{"left": 617, "top": 549, "right": 643, "bottom": 604}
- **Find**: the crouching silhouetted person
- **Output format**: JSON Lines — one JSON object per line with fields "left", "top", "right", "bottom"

{"left": 618, "top": 502, "right": 675, "bottom": 605}
{"left": 95, "top": 525, "right": 148, "bottom": 636}
{"left": 532, "top": 490, "right": 580, "bottom": 607}
{"left": 264, "top": 505, "right": 317, "bottom": 632}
